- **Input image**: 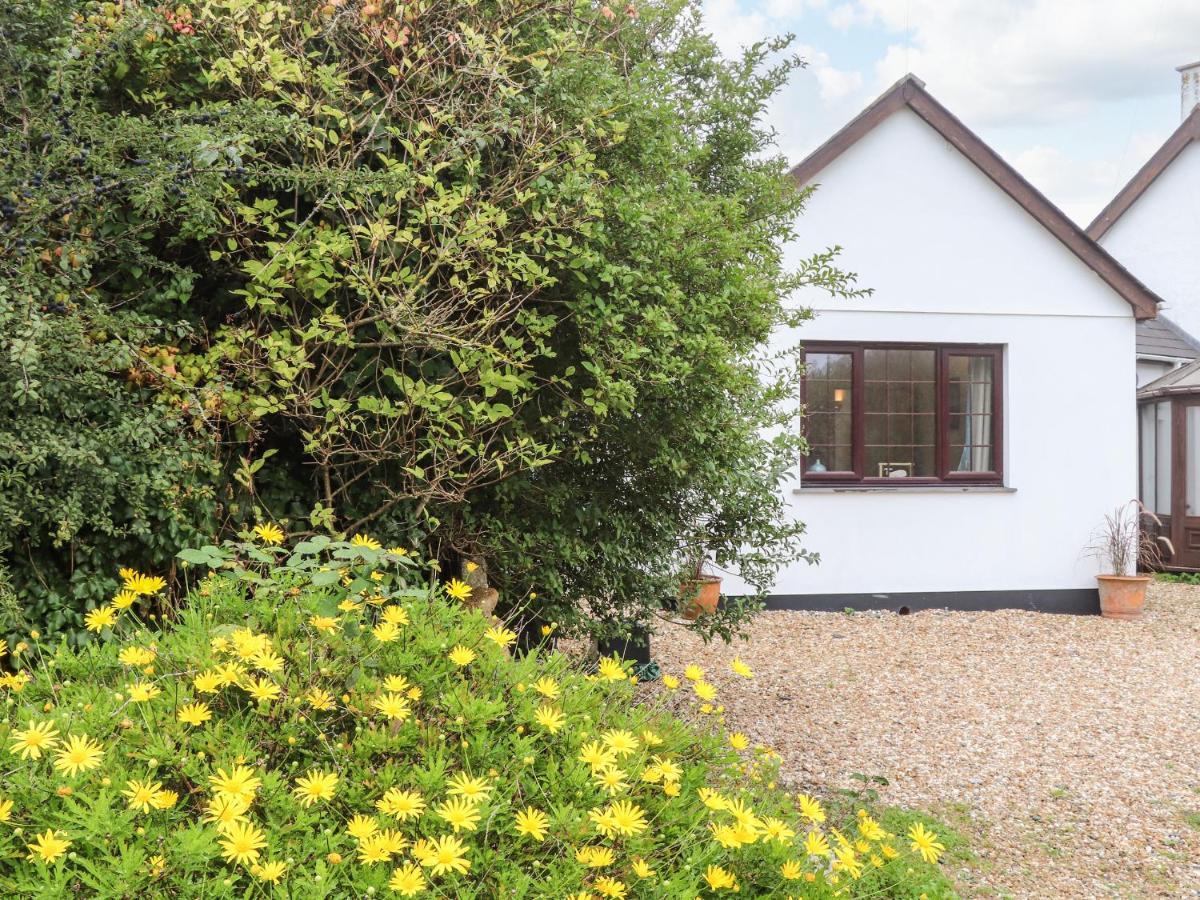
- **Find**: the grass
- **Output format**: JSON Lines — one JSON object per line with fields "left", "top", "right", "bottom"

{"left": 819, "top": 793, "right": 972, "bottom": 900}
{"left": 865, "top": 806, "right": 969, "bottom": 899}
{"left": 1154, "top": 572, "right": 1200, "bottom": 584}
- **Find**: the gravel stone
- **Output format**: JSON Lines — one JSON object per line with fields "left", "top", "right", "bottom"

{"left": 651, "top": 582, "right": 1200, "bottom": 898}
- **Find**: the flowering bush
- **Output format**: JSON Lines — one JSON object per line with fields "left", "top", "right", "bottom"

{"left": 0, "top": 534, "right": 951, "bottom": 897}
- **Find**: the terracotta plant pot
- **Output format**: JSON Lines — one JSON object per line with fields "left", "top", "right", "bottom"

{"left": 680, "top": 576, "right": 722, "bottom": 621}
{"left": 1096, "top": 574, "right": 1151, "bottom": 620}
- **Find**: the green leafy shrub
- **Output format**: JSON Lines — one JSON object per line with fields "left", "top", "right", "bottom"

{"left": 0, "top": 289, "right": 220, "bottom": 647}
{"left": 0, "top": 536, "right": 951, "bottom": 897}
{"left": 2, "top": 0, "right": 860, "bottom": 644}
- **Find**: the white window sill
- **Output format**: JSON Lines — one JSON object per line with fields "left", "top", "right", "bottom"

{"left": 795, "top": 485, "right": 1016, "bottom": 494}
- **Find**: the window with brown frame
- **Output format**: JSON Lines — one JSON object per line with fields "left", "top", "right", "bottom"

{"left": 801, "top": 343, "right": 1003, "bottom": 485}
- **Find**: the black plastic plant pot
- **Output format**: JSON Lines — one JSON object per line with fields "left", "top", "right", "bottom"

{"left": 513, "top": 617, "right": 556, "bottom": 657}
{"left": 597, "top": 626, "right": 650, "bottom": 666}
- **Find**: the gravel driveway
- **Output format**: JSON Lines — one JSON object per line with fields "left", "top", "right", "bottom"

{"left": 652, "top": 582, "right": 1200, "bottom": 898}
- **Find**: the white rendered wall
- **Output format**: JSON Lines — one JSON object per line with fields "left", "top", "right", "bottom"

{"left": 1137, "top": 358, "right": 1175, "bottom": 387}
{"left": 1101, "top": 143, "right": 1200, "bottom": 340}
{"left": 725, "top": 109, "right": 1138, "bottom": 598}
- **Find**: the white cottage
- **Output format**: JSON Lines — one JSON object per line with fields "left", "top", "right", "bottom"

{"left": 1089, "top": 62, "right": 1200, "bottom": 387}
{"left": 725, "top": 75, "right": 1162, "bottom": 613}
{"left": 1090, "top": 62, "right": 1200, "bottom": 569}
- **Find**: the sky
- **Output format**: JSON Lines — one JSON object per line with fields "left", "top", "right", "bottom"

{"left": 701, "top": 0, "right": 1200, "bottom": 225}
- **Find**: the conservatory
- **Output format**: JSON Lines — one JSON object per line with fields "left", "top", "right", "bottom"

{"left": 1139, "top": 359, "right": 1200, "bottom": 570}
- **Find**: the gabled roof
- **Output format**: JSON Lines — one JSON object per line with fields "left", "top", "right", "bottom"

{"left": 1138, "top": 356, "right": 1200, "bottom": 399}
{"left": 789, "top": 74, "right": 1161, "bottom": 321}
{"left": 1087, "top": 106, "right": 1200, "bottom": 240}
{"left": 1137, "top": 315, "right": 1200, "bottom": 361}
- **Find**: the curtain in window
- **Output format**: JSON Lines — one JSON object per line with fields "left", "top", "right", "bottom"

{"left": 956, "top": 356, "right": 993, "bottom": 472}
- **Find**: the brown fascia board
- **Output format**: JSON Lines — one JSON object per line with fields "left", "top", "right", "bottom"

{"left": 788, "top": 74, "right": 1161, "bottom": 320}
{"left": 1087, "top": 106, "right": 1200, "bottom": 240}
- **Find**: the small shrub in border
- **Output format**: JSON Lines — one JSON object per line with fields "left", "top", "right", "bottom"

{"left": 0, "top": 533, "right": 952, "bottom": 897}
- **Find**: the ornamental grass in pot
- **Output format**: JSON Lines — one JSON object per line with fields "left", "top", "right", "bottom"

{"left": 1088, "top": 500, "right": 1172, "bottom": 620}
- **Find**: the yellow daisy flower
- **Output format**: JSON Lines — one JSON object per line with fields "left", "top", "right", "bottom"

{"left": 908, "top": 822, "right": 946, "bottom": 864}
{"left": 514, "top": 806, "right": 549, "bottom": 841}
{"left": 178, "top": 702, "right": 213, "bottom": 727}
{"left": 372, "top": 692, "right": 411, "bottom": 721}
{"left": 448, "top": 644, "right": 476, "bottom": 666}
{"left": 252, "top": 523, "right": 285, "bottom": 545}
{"left": 388, "top": 862, "right": 427, "bottom": 897}
{"left": 118, "top": 646, "right": 156, "bottom": 667}
{"left": 597, "top": 657, "right": 626, "bottom": 681}
{"left": 124, "top": 572, "right": 167, "bottom": 596}
{"left": 346, "top": 814, "right": 379, "bottom": 841}
{"left": 372, "top": 621, "right": 401, "bottom": 643}
{"left": 444, "top": 578, "right": 472, "bottom": 601}
{"left": 380, "top": 605, "right": 409, "bottom": 626}
{"left": 375, "top": 788, "right": 425, "bottom": 820}
{"left": 293, "top": 770, "right": 338, "bottom": 807}
{"left": 308, "top": 614, "right": 339, "bottom": 634}
{"left": 123, "top": 777, "right": 164, "bottom": 813}
{"left": 446, "top": 772, "right": 491, "bottom": 802}
{"left": 243, "top": 677, "right": 281, "bottom": 703}
{"left": 193, "top": 670, "right": 222, "bottom": 694}
{"left": 218, "top": 819, "right": 267, "bottom": 866}
{"left": 692, "top": 680, "right": 717, "bottom": 701}
{"left": 203, "top": 795, "right": 251, "bottom": 833}
{"left": 111, "top": 590, "right": 138, "bottom": 610}
{"left": 420, "top": 835, "right": 470, "bottom": 877}
{"left": 53, "top": 734, "right": 104, "bottom": 776}
{"left": 434, "top": 796, "right": 481, "bottom": 832}
{"left": 26, "top": 829, "right": 70, "bottom": 864}
{"left": 127, "top": 682, "right": 162, "bottom": 703}
{"left": 484, "top": 625, "right": 517, "bottom": 647}
{"left": 704, "top": 865, "right": 737, "bottom": 890}
{"left": 10, "top": 720, "right": 60, "bottom": 759}
{"left": 306, "top": 687, "right": 336, "bottom": 711}
{"left": 210, "top": 765, "right": 261, "bottom": 804}
{"left": 84, "top": 605, "right": 118, "bottom": 633}
{"left": 600, "top": 729, "right": 638, "bottom": 757}
{"left": 534, "top": 704, "right": 566, "bottom": 733}
{"left": 252, "top": 859, "right": 288, "bottom": 882}
{"left": 797, "top": 793, "right": 826, "bottom": 824}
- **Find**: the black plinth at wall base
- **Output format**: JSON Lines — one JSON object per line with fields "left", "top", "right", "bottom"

{"left": 597, "top": 627, "right": 651, "bottom": 665}
{"left": 757, "top": 588, "right": 1101, "bottom": 616}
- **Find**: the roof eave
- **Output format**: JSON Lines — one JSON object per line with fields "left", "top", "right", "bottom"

{"left": 788, "top": 75, "right": 1161, "bottom": 321}
{"left": 1087, "top": 106, "right": 1200, "bottom": 241}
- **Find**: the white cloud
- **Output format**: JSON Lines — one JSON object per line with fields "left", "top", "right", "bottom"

{"left": 764, "top": 0, "right": 825, "bottom": 15}
{"left": 702, "top": 4, "right": 864, "bottom": 108}
{"left": 1014, "top": 132, "right": 1175, "bottom": 224}
{"left": 813, "top": 58, "right": 864, "bottom": 102}
{"left": 1012, "top": 145, "right": 1119, "bottom": 225}
{"left": 853, "top": 0, "right": 1200, "bottom": 125}
{"left": 701, "top": 0, "right": 1194, "bottom": 224}
{"left": 703, "top": 0, "right": 833, "bottom": 57}
{"left": 702, "top": 0, "right": 773, "bottom": 59}
{"left": 826, "top": 2, "right": 871, "bottom": 30}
